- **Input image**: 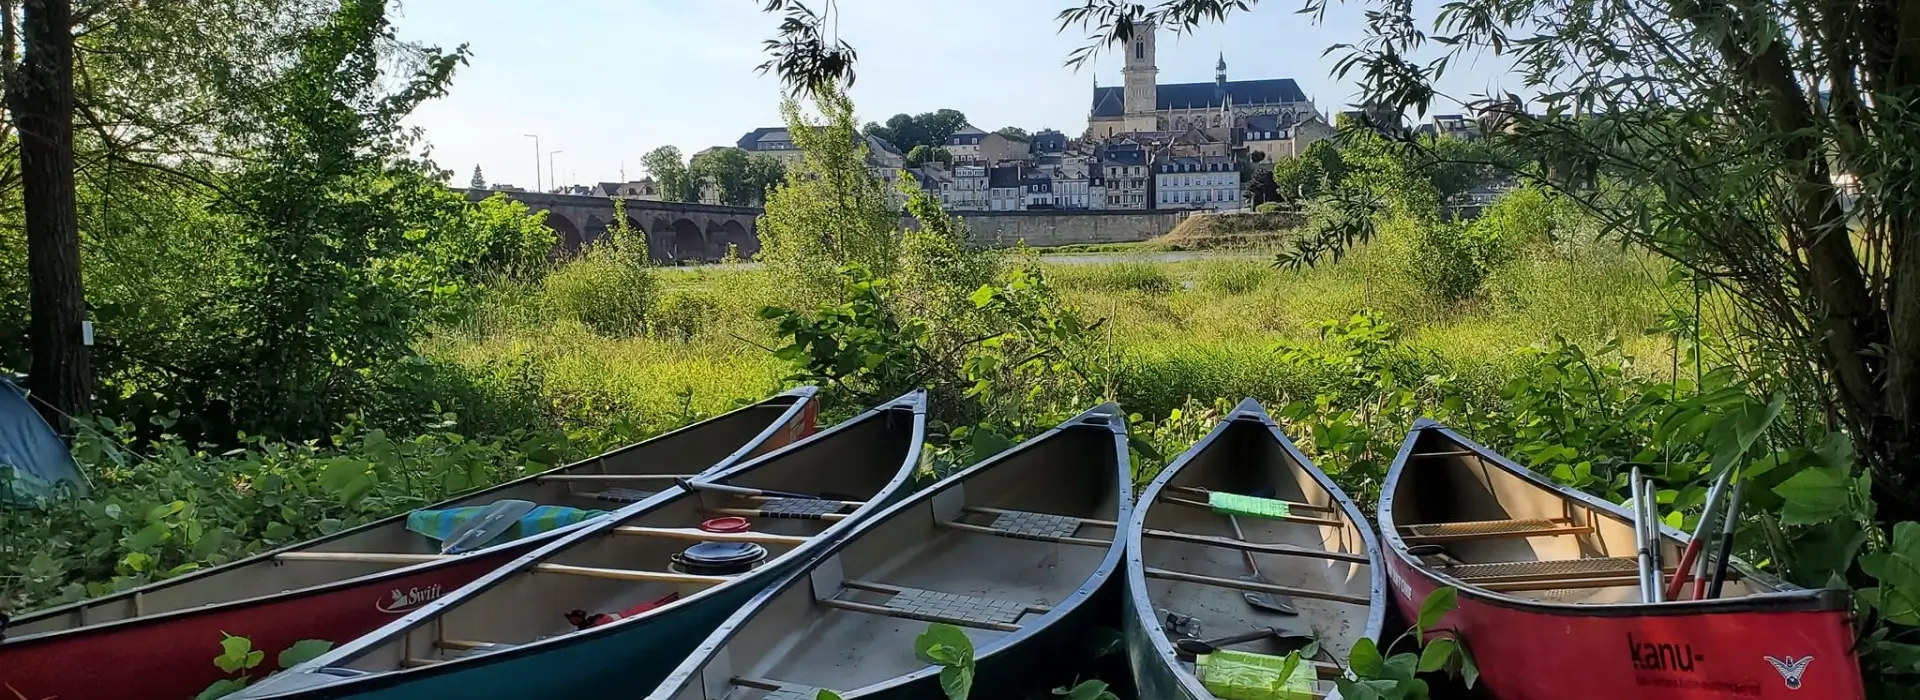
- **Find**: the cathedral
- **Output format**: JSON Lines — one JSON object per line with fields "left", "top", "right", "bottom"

{"left": 1087, "top": 23, "right": 1323, "bottom": 143}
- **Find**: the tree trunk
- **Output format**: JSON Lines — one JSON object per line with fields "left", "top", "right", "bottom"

{"left": 9, "top": 0, "right": 86, "bottom": 429}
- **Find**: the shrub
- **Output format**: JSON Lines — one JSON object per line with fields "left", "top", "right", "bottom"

{"left": 543, "top": 227, "right": 657, "bottom": 337}
{"left": 1197, "top": 260, "right": 1272, "bottom": 295}
{"left": 1050, "top": 262, "right": 1176, "bottom": 295}
{"left": 1255, "top": 202, "right": 1283, "bottom": 214}
{"left": 655, "top": 290, "right": 719, "bottom": 342}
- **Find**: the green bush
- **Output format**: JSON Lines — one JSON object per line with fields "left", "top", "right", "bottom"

{"left": 1050, "top": 262, "right": 1176, "bottom": 295}
{"left": 655, "top": 290, "right": 719, "bottom": 342}
{"left": 1197, "top": 260, "right": 1272, "bottom": 295}
{"left": 1255, "top": 202, "right": 1284, "bottom": 214}
{"left": 543, "top": 240, "right": 658, "bottom": 338}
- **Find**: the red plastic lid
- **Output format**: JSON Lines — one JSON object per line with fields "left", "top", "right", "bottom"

{"left": 700, "top": 516, "right": 750, "bottom": 533}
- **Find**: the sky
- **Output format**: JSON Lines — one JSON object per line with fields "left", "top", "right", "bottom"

{"left": 391, "top": 0, "right": 1520, "bottom": 190}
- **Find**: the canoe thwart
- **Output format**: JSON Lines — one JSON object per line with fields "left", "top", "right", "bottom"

{"left": 1410, "top": 449, "right": 1477, "bottom": 458}
{"left": 1141, "top": 528, "right": 1370, "bottom": 565}
{"left": 702, "top": 507, "right": 848, "bottom": 522}
{"left": 578, "top": 488, "right": 658, "bottom": 503}
{"left": 1158, "top": 495, "right": 1347, "bottom": 528}
{"left": 531, "top": 563, "right": 731, "bottom": 586}
{"left": 938, "top": 519, "right": 1112, "bottom": 548}
{"left": 274, "top": 552, "right": 453, "bottom": 565}
{"left": 434, "top": 638, "right": 504, "bottom": 652}
{"left": 611, "top": 526, "right": 809, "bottom": 546}
{"left": 1166, "top": 486, "right": 1340, "bottom": 513}
{"left": 1143, "top": 567, "right": 1371, "bottom": 607}
{"left": 822, "top": 582, "right": 1042, "bottom": 632}
{"left": 535, "top": 474, "right": 693, "bottom": 482}
{"left": 1399, "top": 518, "right": 1593, "bottom": 544}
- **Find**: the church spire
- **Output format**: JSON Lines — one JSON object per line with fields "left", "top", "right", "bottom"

{"left": 1216, "top": 52, "right": 1227, "bottom": 82}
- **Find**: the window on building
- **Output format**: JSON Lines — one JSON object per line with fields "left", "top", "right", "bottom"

{"left": 1135, "top": 41, "right": 1144, "bottom": 59}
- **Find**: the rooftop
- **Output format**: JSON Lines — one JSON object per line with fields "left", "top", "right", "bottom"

{"left": 1091, "top": 78, "right": 1309, "bottom": 118}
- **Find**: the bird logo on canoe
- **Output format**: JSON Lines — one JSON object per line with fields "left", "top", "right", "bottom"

{"left": 1764, "top": 655, "right": 1813, "bottom": 690}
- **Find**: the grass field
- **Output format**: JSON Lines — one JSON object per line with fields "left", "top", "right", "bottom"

{"left": 431, "top": 235, "right": 1683, "bottom": 426}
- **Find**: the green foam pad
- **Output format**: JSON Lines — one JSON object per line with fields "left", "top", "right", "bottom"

{"left": 1209, "top": 491, "right": 1292, "bottom": 519}
{"left": 1197, "top": 650, "right": 1317, "bottom": 700}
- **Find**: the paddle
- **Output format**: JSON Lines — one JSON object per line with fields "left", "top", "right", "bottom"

{"left": 1705, "top": 479, "right": 1746, "bottom": 598}
{"left": 1173, "top": 627, "right": 1309, "bottom": 660}
{"left": 438, "top": 499, "right": 537, "bottom": 554}
{"left": 673, "top": 478, "right": 827, "bottom": 501}
{"left": 1665, "top": 468, "right": 1733, "bottom": 600}
{"left": 1220, "top": 487, "right": 1298, "bottom": 616}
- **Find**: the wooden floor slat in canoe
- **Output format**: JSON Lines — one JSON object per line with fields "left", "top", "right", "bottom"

{"left": 1399, "top": 518, "right": 1593, "bottom": 543}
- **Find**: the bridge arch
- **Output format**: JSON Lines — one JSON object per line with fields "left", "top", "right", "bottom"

{"left": 583, "top": 215, "right": 608, "bottom": 248}
{"left": 544, "top": 212, "right": 583, "bottom": 253}
{"left": 671, "top": 219, "right": 706, "bottom": 263}
{"left": 716, "top": 219, "right": 755, "bottom": 259}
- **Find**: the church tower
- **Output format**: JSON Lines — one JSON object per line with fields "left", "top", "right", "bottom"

{"left": 1122, "top": 22, "right": 1159, "bottom": 132}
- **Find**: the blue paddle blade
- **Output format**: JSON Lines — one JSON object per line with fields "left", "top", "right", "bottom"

{"left": 439, "top": 499, "right": 538, "bottom": 554}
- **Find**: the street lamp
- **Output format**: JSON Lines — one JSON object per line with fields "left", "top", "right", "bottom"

{"left": 523, "top": 134, "right": 541, "bottom": 192}
{"left": 548, "top": 150, "right": 564, "bottom": 193}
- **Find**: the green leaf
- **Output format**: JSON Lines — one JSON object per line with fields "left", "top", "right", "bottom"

{"left": 813, "top": 692, "right": 844, "bottom": 700}
{"left": 1419, "top": 637, "right": 1457, "bottom": 672}
{"left": 1773, "top": 466, "right": 1853, "bottom": 525}
{"left": 938, "top": 663, "right": 975, "bottom": 700}
{"left": 213, "top": 634, "right": 252, "bottom": 674}
{"left": 263, "top": 521, "right": 296, "bottom": 540}
{"left": 1054, "top": 680, "right": 1113, "bottom": 700}
{"left": 318, "top": 459, "right": 376, "bottom": 505}
{"left": 1416, "top": 586, "right": 1457, "bottom": 636}
{"left": 914, "top": 623, "right": 975, "bottom": 668}
{"left": 968, "top": 428, "right": 1014, "bottom": 461}
{"left": 278, "top": 639, "right": 335, "bottom": 669}
{"left": 1458, "top": 638, "right": 1480, "bottom": 688}
{"left": 194, "top": 678, "right": 251, "bottom": 700}
{"left": 1381, "top": 652, "right": 1420, "bottom": 682}
{"left": 1349, "top": 637, "right": 1386, "bottom": 677}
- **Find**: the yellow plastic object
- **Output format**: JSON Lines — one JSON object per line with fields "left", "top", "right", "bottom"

{"left": 1196, "top": 650, "right": 1317, "bottom": 700}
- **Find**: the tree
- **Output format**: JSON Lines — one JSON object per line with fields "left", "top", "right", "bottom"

{"left": 469, "top": 164, "right": 485, "bottom": 189}
{"left": 906, "top": 145, "right": 953, "bottom": 168}
{"left": 862, "top": 108, "right": 970, "bottom": 154}
{"left": 758, "top": 84, "right": 902, "bottom": 300}
{"left": 1271, "top": 140, "right": 1346, "bottom": 203}
{"left": 1244, "top": 169, "right": 1279, "bottom": 207}
{"left": 993, "top": 126, "right": 1031, "bottom": 143}
{"left": 744, "top": 153, "right": 786, "bottom": 204}
{"left": 641, "top": 146, "right": 697, "bottom": 203}
{"left": 8, "top": 0, "right": 87, "bottom": 426}
{"left": 691, "top": 147, "right": 773, "bottom": 207}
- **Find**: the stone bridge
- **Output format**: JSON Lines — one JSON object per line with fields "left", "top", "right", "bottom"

{"left": 463, "top": 189, "right": 762, "bottom": 264}
{"left": 469, "top": 188, "right": 1191, "bottom": 262}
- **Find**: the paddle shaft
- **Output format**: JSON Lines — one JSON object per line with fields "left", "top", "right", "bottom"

{"left": 1707, "top": 480, "right": 1745, "bottom": 598}
{"left": 1665, "top": 468, "right": 1732, "bottom": 600}
{"left": 1644, "top": 480, "right": 1665, "bottom": 602}
{"left": 1630, "top": 469, "right": 1653, "bottom": 602}
{"left": 678, "top": 478, "right": 819, "bottom": 500}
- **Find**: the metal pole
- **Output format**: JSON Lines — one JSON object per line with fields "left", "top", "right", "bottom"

{"left": 1645, "top": 479, "right": 1665, "bottom": 602}
{"left": 1630, "top": 468, "right": 1652, "bottom": 603}
{"left": 548, "top": 150, "right": 564, "bottom": 193}
{"left": 1707, "top": 479, "right": 1746, "bottom": 598}
{"left": 524, "top": 134, "right": 541, "bottom": 192}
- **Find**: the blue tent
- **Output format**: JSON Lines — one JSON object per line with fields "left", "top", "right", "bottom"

{"left": 0, "top": 378, "right": 87, "bottom": 505}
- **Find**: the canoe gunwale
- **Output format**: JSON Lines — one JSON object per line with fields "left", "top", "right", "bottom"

{"left": 0, "top": 387, "right": 820, "bottom": 648}
{"left": 1377, "top": 418, "right": 1851, "bottom": 617}
{"left": 1122, "top": 397, "right": 1389, "bottom": 700}
{"left": 649, "top": 402, "right": 1137, "bottom": 700}
{"left": 244, "top": 391, "right": 926, "bottom": 698}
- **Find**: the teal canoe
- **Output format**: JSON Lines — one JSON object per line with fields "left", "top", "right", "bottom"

{"left": 230, "top": 391, "right": 927, "bottom": 700}
{"left": 649, "top": 403, "right": 1133, "bottom": 700}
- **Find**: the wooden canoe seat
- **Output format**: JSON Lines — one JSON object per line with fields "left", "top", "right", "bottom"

{"left": 435, "top": 638, "right": 503, "bottom": 652}
{"left": 819, "top": 579, "right": 1046, "bottom": 632}
{"left": 1439, "top": 557, "right": 1640, "bottom": 583}
{"left": 1399, "top": 518, "right": 1591, "bottom": 544}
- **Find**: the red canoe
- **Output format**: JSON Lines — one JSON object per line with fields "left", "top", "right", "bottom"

{"left": 1379, "top": 419, "right": 1863, "bottom": 700}
{"left": 0, "top": 388, "right": 817, "bottom": 700}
